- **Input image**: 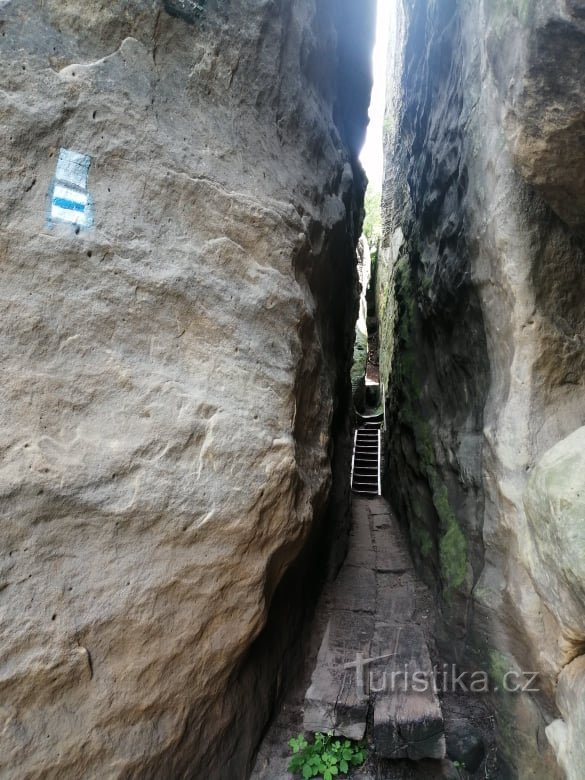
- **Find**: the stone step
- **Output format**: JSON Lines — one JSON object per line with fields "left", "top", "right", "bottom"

{"left": 303, "top": 609, "right": 373, "bottom": 741}
{"left": 371, "top": 623, "right": 446, "bottom": 761}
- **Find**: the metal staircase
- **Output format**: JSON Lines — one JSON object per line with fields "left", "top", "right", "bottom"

{"left": 350, "top": 413, "right": 383, "bottom": 496}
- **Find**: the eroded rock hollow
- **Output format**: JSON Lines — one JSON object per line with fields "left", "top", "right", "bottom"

{"left": 0, "top": 1, "right": 374, "bottom": 776}
{"left": 378, "top": 1, "right": 585, "bottom": 778}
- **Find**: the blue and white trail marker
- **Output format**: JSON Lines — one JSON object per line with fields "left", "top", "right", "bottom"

{"left": 48, "top": 148, "right": 93, "bottom": 228}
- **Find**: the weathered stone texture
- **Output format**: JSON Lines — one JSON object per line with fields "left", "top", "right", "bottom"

{"left": 0, "top": 0, "right": 374, "bottom": 777}
{"left": 379, "top": 0, "right": 585, "bottom": 776}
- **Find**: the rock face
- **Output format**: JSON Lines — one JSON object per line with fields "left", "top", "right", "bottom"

{"left": 0, "top": 1, "right": 374, "bottom": 777}
{"left": 351, "top": 237, "right": 371, "bottom": 410}
{"left": 525, "top": 429, "right": 585, "bottom": 779}
{"left": 378, "top": 0, "right": 585, "bottom": 777}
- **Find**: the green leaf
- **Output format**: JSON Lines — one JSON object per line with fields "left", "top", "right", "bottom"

{"left": 288, "top": 757, "right": 302, "bottom": 772}
{"left": 351, "top": 750, "right": 365, "bottom": 765}
{"left": 287, "top": 730, "right": 366, "bottom": 780}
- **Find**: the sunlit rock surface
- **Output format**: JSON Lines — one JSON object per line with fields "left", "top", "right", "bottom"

{"left": 0, "top": 0, "right": 374, "bottom": 776}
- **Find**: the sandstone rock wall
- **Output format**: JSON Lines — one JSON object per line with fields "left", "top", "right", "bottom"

{"left": 0, "top": 1, "right": 374, "bottom": 776}
{"left": 378, "top": 0, "right": 585, "bottom": 776}
{"left": 350, "top": 236, "right": 371, "bottom": 410}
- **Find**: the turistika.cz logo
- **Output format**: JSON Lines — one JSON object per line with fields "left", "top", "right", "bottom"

{"left": 343, "top": 653, "right": 539, "bottom": 696}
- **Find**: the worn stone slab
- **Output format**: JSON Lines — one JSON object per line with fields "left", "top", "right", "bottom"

{"left": 374, "top": 535, "right": 412, "bottom": 573}
{"left": 345, "top": 542, "right": 376, "bottom": 570}
{"left": 330, "top": 565, "right": 376, "bottom": 613}
{"left": 371, "top": 623, "right": 446, "bottom": 760}
{"left": 373, "top": 513, "right": 412, "bottom": 572}
{"left": 368, "top": 498, "right": 391, "bottom": 516}
{"left": 376, "top": 576, "right": 416, "bottom": 623}
{"left": 305, "top": 496, "right": 445, "bottom": 757}
{"left": 304, "top": 610, "right": 374, "bottom": 740}
{"left": 345, "top": 501, "right": 375, "bottom": 568}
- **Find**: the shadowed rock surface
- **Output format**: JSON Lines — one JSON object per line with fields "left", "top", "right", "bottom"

{"left": 378, "top": 0, "right": 585, "bottom": 777}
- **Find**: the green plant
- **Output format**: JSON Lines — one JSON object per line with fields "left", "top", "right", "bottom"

{"left": 288, "top": 732, "right": 367, "bottom": 780}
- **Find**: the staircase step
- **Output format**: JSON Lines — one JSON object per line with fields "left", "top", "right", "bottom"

{"left": 351, "top": 420, "right": 381, "bottom": 495}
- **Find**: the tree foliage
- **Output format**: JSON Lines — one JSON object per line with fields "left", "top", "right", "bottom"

{"left": 363, "top": 186, "right": 382, "bottom": 249}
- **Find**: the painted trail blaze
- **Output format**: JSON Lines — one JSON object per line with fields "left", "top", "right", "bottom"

{"left": 48, "top": 148, "right": 93, "bottom": 228}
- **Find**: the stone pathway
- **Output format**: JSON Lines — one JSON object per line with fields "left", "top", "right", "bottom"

{"left": 303, "top": 497, "right": 445, "bottom": 760}
{"left": 252, "top": 497, "right": 468, "bottom": 779}
{"left": 251, "top": 495, "right": 502, "bottom": 779}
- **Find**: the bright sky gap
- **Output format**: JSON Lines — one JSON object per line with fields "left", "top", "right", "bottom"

{"left": 359, "top": 0, "right": 392, "bottom": 193}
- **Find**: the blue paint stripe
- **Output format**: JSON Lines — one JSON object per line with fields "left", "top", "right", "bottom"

{"left": 52, "top": 197, "right": 86, "bottom": 213}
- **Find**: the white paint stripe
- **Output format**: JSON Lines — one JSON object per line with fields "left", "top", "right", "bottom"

{"left": 51, "top": 204, "right": 90, "bottom": 226}
{"left": 55, "top": 149, "right": 90, "bottom": 189}
{"left": 53, "top": 184, "right": 88, "bottom": 206}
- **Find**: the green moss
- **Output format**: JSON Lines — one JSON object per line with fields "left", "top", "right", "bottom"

{"left": 387, "top": 252, "right": 469, "bottom": 592}
{"left": 431, "top": 480, "right": 452, "bottom": 525}
{"left": 412, "top": 418, "right": 433, "bottom": 466}
{"left": 431, "top": 479, "right": 467, "bottom": 590}
{"left": 489, "top": 650, "right": 514, "bottom": 691}
{"left": 439, "top": 517, "right": 468, "bottom": 590}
